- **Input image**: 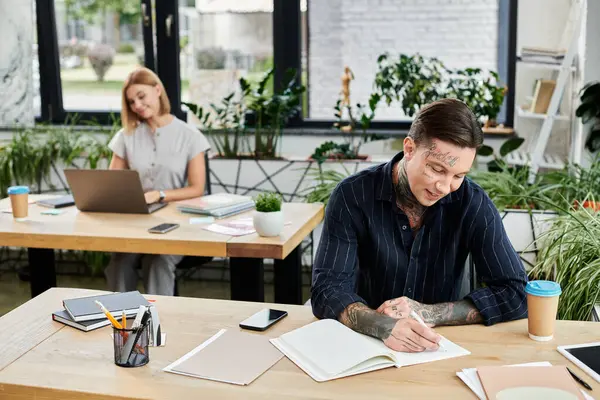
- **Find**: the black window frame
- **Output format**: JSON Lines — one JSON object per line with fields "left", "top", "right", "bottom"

{"left": 274, "top": 0, "right": 518, "bottom": 131}
{"left": 35, "top": 0, "right": 517, "bottom": 131}
{"left": 34, "top": 0, "right": 182, "bottom": 126}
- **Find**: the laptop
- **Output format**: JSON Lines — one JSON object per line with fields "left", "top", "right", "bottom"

{"left": 63, "top": 169, "right": 167, "bottom": 214}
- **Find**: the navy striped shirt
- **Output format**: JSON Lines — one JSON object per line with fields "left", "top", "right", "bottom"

{"left": 311, "top": 152, "right": 528, "bottom": 326}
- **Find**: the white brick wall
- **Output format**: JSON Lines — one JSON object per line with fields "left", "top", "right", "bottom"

{"left": 308, "top": 0, "right": 499, "bottom": 120}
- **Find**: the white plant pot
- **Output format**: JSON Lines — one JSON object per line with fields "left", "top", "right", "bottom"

{"left": 253, "top": 211, "right": 284, "bottom": 237}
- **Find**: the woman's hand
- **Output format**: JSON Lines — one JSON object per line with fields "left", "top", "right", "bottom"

{"left": 144, "top": 191, "right": 160, "bottom": 204}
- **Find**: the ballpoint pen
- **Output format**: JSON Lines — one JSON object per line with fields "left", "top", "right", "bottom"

{"left": 567, "top": 367, "right": 593, "bottom": 391}
{"left": 410, "top": 310, "right": 446, "bottom": 351}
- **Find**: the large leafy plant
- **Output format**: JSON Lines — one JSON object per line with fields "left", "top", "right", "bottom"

{"left": 373, "top": 53, "right": 505, "bottom": 124}
{"left": 575, "top": 81, "right": 600, "bottom": 153}
{"left": 302, "top": 166, "right": 352, "bottom": 206}
{"left": 242, "top": 68, "right": 306, "bottom": 158}
{"left": 529, "top": 207, "right": 600, "bottom": 321}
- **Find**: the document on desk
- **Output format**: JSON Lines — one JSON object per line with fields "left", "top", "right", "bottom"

{"left": 270, "top": 319, "right": 470, "bottom": 382}
{"left": 163, "top": 329, "right": 283, "bottom": 386}
{"left": 457, "top": 362, "right": 594, "bottom": 400}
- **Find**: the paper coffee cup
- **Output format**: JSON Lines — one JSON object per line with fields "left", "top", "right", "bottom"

{"left": 525, "top": 280, "right": 561, "bottom": 341}
{"left": 7, "top": 186, "right": 30, "bottom": 221}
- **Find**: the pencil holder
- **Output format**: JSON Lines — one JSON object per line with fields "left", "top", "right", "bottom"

{"left": 112, "top": 324, "right": 149, "bottom": 368}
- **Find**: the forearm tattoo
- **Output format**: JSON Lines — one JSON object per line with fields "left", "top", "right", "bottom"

{"left": 406, "top": 298, "right": 484, "bottom": 326}
{"left": 339, "top": 302, "right": 398, "bottom": 340}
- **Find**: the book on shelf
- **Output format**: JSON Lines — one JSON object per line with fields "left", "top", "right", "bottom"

{"left": 270, "top": 319, "right": 470, "bottom": 382}
{"left": 62, "top": 290, "right": 150, "bottom": 322}
{"left": 530, "top": 79, "right": 557, "bottom": 114}
{"left": 52, "top": 309, "right": 121, "bottom": 332}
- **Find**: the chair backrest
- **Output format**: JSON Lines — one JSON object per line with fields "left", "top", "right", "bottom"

{"left": 204, "top": 152, "right": 212, "bottom": 195}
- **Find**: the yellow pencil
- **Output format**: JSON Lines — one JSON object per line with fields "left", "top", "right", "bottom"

{"left": 122, "top": 311, "right": 127, "bottom": 329}
{"left": 94, "top": 300, "right": 123, "bottom": 329}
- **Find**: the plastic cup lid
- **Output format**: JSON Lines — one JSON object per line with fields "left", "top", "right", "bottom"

{"left": 525, "top": 280, "right": 562, "bottom": 297}
{"left": 7, "top": 186, "right": 29, "bottom": 195}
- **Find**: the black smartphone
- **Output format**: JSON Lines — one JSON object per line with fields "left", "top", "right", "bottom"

{"left": 239, "top": 308, "right": 288, "bottom": 331}
{"left": 148, "top": 223, "right": 180, "bottom": 234}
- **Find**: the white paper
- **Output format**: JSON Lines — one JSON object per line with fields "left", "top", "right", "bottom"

{"left": 271, "top": 319, "right": 470, "bottom": 382}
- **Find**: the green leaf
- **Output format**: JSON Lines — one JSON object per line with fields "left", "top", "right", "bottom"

{"left": 477, "top": 145, "right": 494, "bottom": 156}
{"left": 499, "top": 137, "right": 525, "bottom": 157}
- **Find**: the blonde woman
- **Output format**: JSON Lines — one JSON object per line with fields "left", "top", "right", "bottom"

{"left": 105, "top": 67, "right": 210, "bottom": 295}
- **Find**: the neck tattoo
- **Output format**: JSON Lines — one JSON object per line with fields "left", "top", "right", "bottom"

{"left": 395, "top": 159, "right": 428, "bottom": 229}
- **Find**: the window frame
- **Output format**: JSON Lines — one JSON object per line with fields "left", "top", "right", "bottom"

{"left": 34, "top": 0, "right": 183, "bottom": 125}
{"left": 275, "top": 0, "right": 518, "bottom": 130}
{"left": 35, "top": 0, "right": 518, "bottom": 130}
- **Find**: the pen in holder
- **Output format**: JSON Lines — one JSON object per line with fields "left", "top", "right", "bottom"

{"left": 112, "top": 321, "right": 149, "bottom": 368}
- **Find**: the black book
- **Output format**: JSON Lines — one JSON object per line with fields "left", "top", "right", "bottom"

{"left": 52, "top": 309, "right": 121, "bottom": 332}
{"left": 36, "top": 195, "right": 75, "bottom": 208}
{"left": 63, "top": 290, "right": 150, "bottom": 322}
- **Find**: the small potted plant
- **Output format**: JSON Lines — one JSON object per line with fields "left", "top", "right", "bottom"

{"left": 253, "top": 192, "right": 284, "bottom": 237}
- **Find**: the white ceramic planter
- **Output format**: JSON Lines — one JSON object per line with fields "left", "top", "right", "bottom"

{"left": 253, "top": 211, "right": 284, "bottom": 237}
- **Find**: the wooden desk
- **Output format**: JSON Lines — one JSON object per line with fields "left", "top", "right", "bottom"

{"left": 0, "top": 197, "right": 324, "bottom": 303}
{"left": 0, "top": 288, "right": 598, "bottom": 399}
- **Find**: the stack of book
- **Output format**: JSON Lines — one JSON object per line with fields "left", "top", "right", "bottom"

{"left": 518, "top": 46, "right": 566, "bottom": 65}
{"left": 52, "top": 291, "right": 150, "bottom": 332}
{"left": 175, "top": 193, "right": 255, "bottom": 218}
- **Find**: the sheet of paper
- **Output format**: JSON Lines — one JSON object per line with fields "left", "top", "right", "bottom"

{"left": 164, "top": 329, "right": 283, "bottom": 386}
{"left": 41, "top": 209, "right": 63, "bottom": 215}
{"left": 203, "top": 217, "right": 256, "bottom": 236}
{"left": 457, "top": 362, "right": 594, "bottom": 400}
{"left": 189, "top": 217, "right": 215, "bottom": 224}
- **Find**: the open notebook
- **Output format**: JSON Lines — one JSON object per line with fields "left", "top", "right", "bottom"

{"left": 270, "top": 319, "right": 470, "bottom": 382}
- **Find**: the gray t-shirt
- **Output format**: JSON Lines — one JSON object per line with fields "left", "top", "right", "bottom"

{"left": 108, "top": 118, "right": 211, "bottom": 192}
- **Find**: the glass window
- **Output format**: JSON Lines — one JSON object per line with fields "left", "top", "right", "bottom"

{"left": 56, "top": 0, "right": 146, "bottom": 111}
{"left": 184, "top": 0, "right": 274, "bottom": 119}
{"left": 305, "top": 0, "right": 500, "bottom": 121}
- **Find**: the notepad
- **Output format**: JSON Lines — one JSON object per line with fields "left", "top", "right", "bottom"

{"left": 63, "top": 291, "right": 150, "bottom": 322}
{"left": 457, "top": 362, "right": 594, "bottom": 400}
{"left": 163, "top": 329, "right": 283, "bottom": 386}
{"left": 478, "top": 365, "right": 585, "bottom": 400}
{"left": 269, "top": 319, "right": 470, "bottom": 382}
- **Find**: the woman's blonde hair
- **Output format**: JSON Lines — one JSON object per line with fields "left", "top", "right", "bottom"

{"left": 121, "top": 67, "right": 171, "bottom": 133}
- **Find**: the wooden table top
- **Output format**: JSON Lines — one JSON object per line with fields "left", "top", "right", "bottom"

{"left": 0, "top": 288, "right": 598, "bottom": 399}
{"left": 0, "top": 196, "right": 324, "bottom": 259}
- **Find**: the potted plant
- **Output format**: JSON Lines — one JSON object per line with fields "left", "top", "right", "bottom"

{"left": 575, "top": 81, "right": 600, "bottom": 153}
{"left": 253, "top": 192, "right": 284, "bottom": 237}
{"left": 529, "top": 206, "right": 600, "bottom": 321}
{"left": 372, "top": 52, "right": 506, "bottom": 126}
{"left": 242, "top": 68, "right": 306, "bottom": 159}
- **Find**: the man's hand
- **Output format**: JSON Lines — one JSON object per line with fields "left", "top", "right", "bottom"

{"left": 144, "top": 191, "right": 160, "bottom": 204}
{"left": 384, "top": 319, "right": 441, "bottom": 352}
{"left": 338, "top": 302, "right": 440, "bottom": 353}
{"left": 376, "top": 297, "right": 413, "bottom": 320}
{"left": 377, "top": 296, "right": 484, "bottom": 326}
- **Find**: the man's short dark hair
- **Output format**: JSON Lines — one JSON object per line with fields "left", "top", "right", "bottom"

{"left": 408, "top": 98, "right": 483, "bottom": 149}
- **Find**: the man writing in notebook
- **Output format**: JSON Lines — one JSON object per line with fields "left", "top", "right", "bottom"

{"left": 311, "top": 99, "right": 528, "bottom": 353}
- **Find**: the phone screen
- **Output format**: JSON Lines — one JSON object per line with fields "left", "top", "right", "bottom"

{"left": 239, "top": 309, "right": 288, "bottom": 331}
{"left": 148, "top": 223, "right": 179, "bottom": 233}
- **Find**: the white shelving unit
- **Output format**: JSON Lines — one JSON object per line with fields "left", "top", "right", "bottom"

{"left": 515, "top": 106, "right": 570, "bottom": 121}
{"left": 511, "top": 1, "right": 584, "bottom": 183}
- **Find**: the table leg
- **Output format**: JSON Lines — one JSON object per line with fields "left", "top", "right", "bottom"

{"left": 28, "top": 248, "right": 56, "bottom": 298}
{"left": 229, "top": 258, "right": 264, "bottom": 302}
{"left": 274, "top": 246, "right": 303, "bottom": 305}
